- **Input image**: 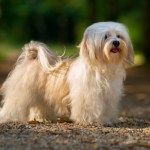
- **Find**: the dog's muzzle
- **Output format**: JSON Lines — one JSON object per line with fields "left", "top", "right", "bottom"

{"left": 111, "top": 40, "right": 120, "bottom": 53}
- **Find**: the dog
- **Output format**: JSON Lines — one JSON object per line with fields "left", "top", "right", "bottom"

{"left": 0, "top": 22, "right": 134, "bottom": 125}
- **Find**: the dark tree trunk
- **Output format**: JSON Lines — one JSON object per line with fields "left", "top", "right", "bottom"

{"left": 87, "top": 0, "right": 97, "bottom": 24}
{"left": 87, "top": 0, "right": 118, "bottom": 24}
{"left": 107, "top": 0, "right": 118, "bottom": 21}
{"left": 143, "top": 0, "right": 150, "bottom": 62}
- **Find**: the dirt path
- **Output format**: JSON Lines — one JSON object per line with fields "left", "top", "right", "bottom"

{"left": 0, "top": 59, "right": 150, "bottom": 150}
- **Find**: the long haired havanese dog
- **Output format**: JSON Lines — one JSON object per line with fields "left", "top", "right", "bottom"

{"left": 0, "top": 22, "right": 134, "bottom": 125}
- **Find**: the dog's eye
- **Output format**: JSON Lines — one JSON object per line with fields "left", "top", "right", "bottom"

{"left": 104, "top": 34, "right": 108, "bottom": 40}
{"left": 117, "top": 35, "right": 121, "bottom": 38}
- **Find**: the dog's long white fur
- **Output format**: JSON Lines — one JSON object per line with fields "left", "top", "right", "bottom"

{"left": 0, "top": 22, "right": 134, "bottom": 125}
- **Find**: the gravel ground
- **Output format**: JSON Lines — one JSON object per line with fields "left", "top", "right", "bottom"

{"left": 0, "top": 59, "right": 150, "bottom": 150}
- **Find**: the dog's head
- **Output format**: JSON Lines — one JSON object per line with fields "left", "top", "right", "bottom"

{"left": 79, "top": 22, "right": 134, "bottom": 66}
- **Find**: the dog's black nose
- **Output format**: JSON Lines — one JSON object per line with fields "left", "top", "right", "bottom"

{"left": 112, "top": 40, "right": 120, "bottom": 47}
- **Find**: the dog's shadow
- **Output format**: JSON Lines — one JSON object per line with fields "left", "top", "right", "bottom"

{"left": 52, "top": 116, "right": 150, "bottom": 129}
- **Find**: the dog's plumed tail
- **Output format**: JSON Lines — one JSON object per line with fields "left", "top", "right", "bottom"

{"left": 18, "top": 41, "right": 58, "bottom": 71}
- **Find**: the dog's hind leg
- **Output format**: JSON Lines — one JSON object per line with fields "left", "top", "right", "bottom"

{"left": 0, "top": 98, "right": 30, "bottom": 123}
{"left": 0, "top": 62, "right": 39, "bottom": 123}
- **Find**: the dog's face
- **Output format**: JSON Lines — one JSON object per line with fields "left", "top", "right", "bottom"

{"left": 79, "top": 22, "right": 134, "bottom": 66}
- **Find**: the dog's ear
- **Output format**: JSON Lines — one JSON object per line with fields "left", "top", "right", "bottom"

{"left": 78, "top": 35, "right": 90, "bottom": 58}
{"left": 124, "top": 40, "right": 134, "bottom": 67}
{"left": 79, "top": 35, "right": 95, "bottom": 59}
{"left": 78, "top": 34, "right": 101, "bottom": 64}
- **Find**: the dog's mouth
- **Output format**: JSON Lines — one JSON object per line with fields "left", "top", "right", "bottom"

{"left": 110, "top": 48, "right": 120, "bottom": 53}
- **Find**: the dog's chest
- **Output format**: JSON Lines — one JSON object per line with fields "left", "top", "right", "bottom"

{"left": 101, "top": 75, "right": 124, "bottom": 102}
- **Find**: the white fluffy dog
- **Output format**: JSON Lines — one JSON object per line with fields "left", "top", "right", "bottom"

{"left": 0, "top": 22, "right": 134, "bottom": 125}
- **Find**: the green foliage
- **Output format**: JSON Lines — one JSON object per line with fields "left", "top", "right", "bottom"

{"left": 0, "top": 0, "right": 149, "bottom": 62}
{"left": 0, "top": 41, "right": 78, "bottom": 62}
{"left": 0, "top": 41, "right": 20, "bottom": 61}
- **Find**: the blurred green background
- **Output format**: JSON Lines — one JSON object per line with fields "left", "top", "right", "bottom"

{"left": 0, "top": 0, "right": 150, "bottom": 65}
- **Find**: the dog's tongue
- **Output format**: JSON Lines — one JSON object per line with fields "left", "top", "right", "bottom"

{"left": 111, "top": 48, "right": 119, "bottom": 53}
